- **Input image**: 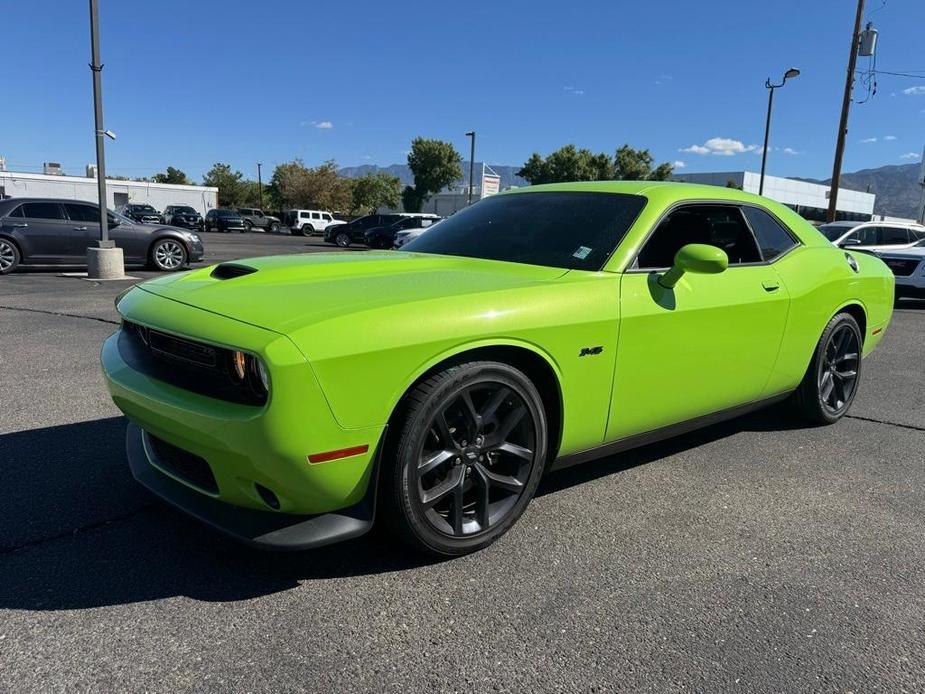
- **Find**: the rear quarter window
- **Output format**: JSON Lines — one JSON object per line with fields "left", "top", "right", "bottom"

{"left": 742, "top": 206, "right": 799, "bottom": 261}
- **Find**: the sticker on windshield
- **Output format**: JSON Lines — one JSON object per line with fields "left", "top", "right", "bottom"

{"left": 572, "top": 246, "right": 592, "bottom": 260}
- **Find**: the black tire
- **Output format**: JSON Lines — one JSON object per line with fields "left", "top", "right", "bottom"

{"left": 269, "top": 222, "right": 280, "bottom": 233}
{"left": 382, "top": 361, "right": 548, "bottom": 556}
{"left": 302, "top": 224, "right": 314, "bottom": 236}
{"left": 149, "top": 238, "right": 188, "bottom": 272}
{"left": 335, "top": 231, "right": 351, "bottom": 248}
{"left": 0, "top": 237, "right": 21, "bottom": 274}
{"left": 791, "top": 312, "right": 863, "bottom": 425}
{"left": 243, "top": 220, "right": 253, "bottom": 232}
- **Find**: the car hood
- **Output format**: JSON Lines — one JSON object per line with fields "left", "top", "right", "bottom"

{"left": 136, "top": 251, "right": 568, "bottom": 334}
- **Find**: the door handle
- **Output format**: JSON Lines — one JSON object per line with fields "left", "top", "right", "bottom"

{"left": 11, "top": 222, "right": 28, "bottom": 228}
{"left": 73, "top": 226, "right": 88, "bottom": 231}
{"left": 762, "top": 280, "right": 781, "bottom": 292}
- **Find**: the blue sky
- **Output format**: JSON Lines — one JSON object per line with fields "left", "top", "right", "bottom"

{"left": 3, "top": 0, "right": 924, "bottom": 182}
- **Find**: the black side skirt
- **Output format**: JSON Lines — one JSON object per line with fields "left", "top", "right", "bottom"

{"left": 550, "top": 392, "right": 792, "bottom": 472}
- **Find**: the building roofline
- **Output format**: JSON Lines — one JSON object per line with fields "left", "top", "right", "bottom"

{"left": 0, "top": 169, "right": 218, "bottom": 193}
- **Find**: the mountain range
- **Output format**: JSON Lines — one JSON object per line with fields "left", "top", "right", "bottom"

{"left": 800, "top": 162, "right": 923, "bottom": 220}
{"left": 339, "top": 161, "right": 923, "bottom": 219}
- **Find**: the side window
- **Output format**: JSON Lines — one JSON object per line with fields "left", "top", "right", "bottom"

{"left": 312, "top": 212, "right": 321, "bottom": 220}
{"left": 879, "top": 226, "right": 910, "bottom": 245}
{"left": 63, "top": 203, "right": 101, "bottom": 223}
{"left": 742, "top": 207, "right": 798, "bottom": 261}
{"left": 21, "top": 202, "right": 65, "bottom": 220}
{"left": 323, "top": 214, "right": 332, "bottom": 221}
{"left": 8, "top": 205, "right": 24, "bottom": 218}
{"left": 637, "top": 205, "right": 762, "bottom": 268}
{"left": 851, "top": 226, "right": 878, "bottom": 245}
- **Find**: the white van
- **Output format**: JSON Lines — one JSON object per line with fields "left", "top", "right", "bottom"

{"left": 287, "top": 210, "right": 345, "bottom": 236}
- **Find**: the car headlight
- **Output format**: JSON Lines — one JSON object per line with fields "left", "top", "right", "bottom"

{"left": 189, "top": 233, "right": 201, "bottom": 243}
{"left": 228, "top": 350, "right": 270, "bottom": 397}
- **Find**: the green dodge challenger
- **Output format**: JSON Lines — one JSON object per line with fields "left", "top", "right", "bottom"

{"left": 101, "top": 182, "right": 894, "bottom": 555}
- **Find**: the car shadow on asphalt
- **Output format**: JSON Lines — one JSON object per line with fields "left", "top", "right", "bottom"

{"left": 0, "top": 405, "right": 809, "bottom": 611}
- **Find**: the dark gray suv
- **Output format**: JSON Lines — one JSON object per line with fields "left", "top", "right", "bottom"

{"left": 0, "top": 198, "right": 204, "bottom": 274}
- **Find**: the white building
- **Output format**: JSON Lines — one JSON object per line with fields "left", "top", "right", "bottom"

{"left": 0, "top": 170, "right": 218, "bottom": 215}
{"left": 672, "top": 170, "right": 876, "bottom": 222}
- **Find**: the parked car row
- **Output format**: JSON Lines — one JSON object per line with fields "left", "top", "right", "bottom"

{"left": 323, "top": 213, "right": 441, "bottom": 248}
{"left": 0, "top": 197, "right": 204, "bottom": 274}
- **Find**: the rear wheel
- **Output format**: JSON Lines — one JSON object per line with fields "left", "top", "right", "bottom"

{"left": 149, "top": 238, "right": 188, "bottom": 272}
{"left": 0, "top": 238, "right": 21, "bottom": 274}
{"left": 269, "top": 221, "right": 280, "bottom": 233}
{"left": 382, "top": 361, "right": 547, "bottom": 556}
{"left": 335, "top": 231, "right": 351, "bottom": 248}
{"left": 243, "top": 220, "right": 253, "bottom": 232}
{"left": 791, "top": 312, "right": 863, "bottom": 424}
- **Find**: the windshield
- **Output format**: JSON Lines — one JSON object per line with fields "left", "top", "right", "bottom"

{"left": 215, "top": 209, "right": 238, "bottom": 217}
{"left": 817, "top": 224, "right": 854, "bottom": 241}
{"left": 174, "top": 206, "right": 196, "bottom": 214}
{"left": 401, "top": 191, "right": 647, "bottom": 271}
{"left": 136, "top": 205, "right": 157, "bottom": 213}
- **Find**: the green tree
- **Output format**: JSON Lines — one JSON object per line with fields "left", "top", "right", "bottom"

{"left": 152, "top": 166, "right": 191, "bottom": 185}
{"left": 351, "top": 171, "right": 402, "bottom": 214}
{"left": 725, "top": 179, "right": 743, "bottom": 190}
{"left": 269, "top": 159, "right": 352, "bottom": 212}
{"left": 405, "top": 137, "right": 463, "bottom": 208}
{"left": 612, "top": 145, "right": 673, "bottom": 181}
{"left": 517, "top": 144, "right": 673, "bottom": 184}
{"left": 203, "top": 163, "right": 245, "bottom": 206}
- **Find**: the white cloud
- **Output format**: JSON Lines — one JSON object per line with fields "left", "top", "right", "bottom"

{"left": 312, "top": 121, "right": 334, "bottom": 129}
{"left": 903, "top": 86, "right": 925, "bottom": 95}
{"left": 672, "top": 160, "right": 687, "bottom": 169}
{"left": 563, "top": 86, "right": 585, "bottom": 95}
{"left": 781, "top": 147, "right": 801, "bottom": 155}
{"left": 900, "top": 152, "right": 921, "bottom": 160}
{"left": 860, "top": 137, "right": 878, "bottom": 143}
{"left": 680, "top": 137, "right": 759, "bottom": 156}
{"left": 884, "top": 135, "right": 898, "bottom": 141}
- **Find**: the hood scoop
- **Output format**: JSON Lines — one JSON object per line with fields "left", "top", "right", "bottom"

{"left": 211, "top": 263, "right": 257, "bottom": 280}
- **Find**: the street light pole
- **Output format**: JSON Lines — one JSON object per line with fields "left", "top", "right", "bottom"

{"left": 257, "top": 162, "right": 263, "bottom": 210}
{"left": 89, "top": 0, "right": 110, "bottom": 247}
{"left": 465, "top": 131, "right": 476, "bottom": 205}
{"left": 759, "top": 68, "right": 800, "bottom": 196}
{"left": 86, "top": 0, "right": 123, "bottom": 279}
{"left": 827, "top": 0, "right": 866, "bottom": 222}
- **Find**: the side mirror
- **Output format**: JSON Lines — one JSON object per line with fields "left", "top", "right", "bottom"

{"left": 658, "top": 244, "right": 728, "bottom": 289}
{"left": 839, "top": 237, "right": 861, "bottom": 247}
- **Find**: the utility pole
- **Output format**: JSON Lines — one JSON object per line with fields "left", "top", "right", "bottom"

{"left": 826, "top": 0, "right": 865, "bottom": 223}
{"left": 86, "top": 0, "right": 123, "bottom": 279}
{"left": 465, "top": 131, "right": 476, "bottom": 205}
{"left": 257, "top": 162, "right": 263, "bottom": 210}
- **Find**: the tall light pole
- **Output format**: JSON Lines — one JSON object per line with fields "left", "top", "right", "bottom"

{"left": 759, "top": 67, "right": 800, "bottom": 196}
{"left": 257, "top": 162, "right": 263, "bottom": 210}
{"left": 827, "top": 0, "right": 866, "bottom": 222}
{"left": 465, "top": 131, "right": 476, "bottom": 205}
{"left": 87, "top": 0, "right": 123, "bottom": 279}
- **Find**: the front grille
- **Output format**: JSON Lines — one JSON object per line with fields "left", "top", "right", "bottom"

{"left": 149, "top": 330, "right": 218, "bottom": 368}
{"left": 882, "top": 258, "right": 921, "bottom": 277}
{"left": 120, "top": 321, "right": 267, "bottom": 406}
{"left": 147, "top": 433, "right": 218, "bottom": 494}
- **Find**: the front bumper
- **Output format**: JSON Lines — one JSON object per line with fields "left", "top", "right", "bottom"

{"left": 102, "top": 289, "right": 386, "bottom": 546}
{"left": 126, "top": 423, "right": 377, "bottom": 550}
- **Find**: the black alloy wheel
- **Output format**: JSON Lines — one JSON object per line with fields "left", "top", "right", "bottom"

{"left": 335, "top": 231, "right": 351, "bottom": 248}
{"left": 384, "top": 361, "right": 547, "bottom": 555}
{"left": 793, "top": 312, "right": 863, "bottom": 424}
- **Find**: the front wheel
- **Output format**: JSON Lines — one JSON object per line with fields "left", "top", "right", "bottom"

{"left": 0, "top": 238, "right": 21, "bottom": 274}
{"left": 791, "top": 312, "right": 863, "bottom": 424}
{"left": 149, "top": 238, "right": 188, "bottom": 271}
{"left": 382, "top": 361, "right": 548, "bottom": 556}
{"left": 335, "top": 231, "right": 351, "bottom": 248}
{"left": 243, "top": 220, "right": 253, "bottom": 232}
{"left": 269, "top": 222, "right": 280, "bottom": 233}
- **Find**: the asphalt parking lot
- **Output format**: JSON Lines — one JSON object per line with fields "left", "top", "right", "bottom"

{"left": 1, "top": 232, "right": 924, "bottom": 693}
